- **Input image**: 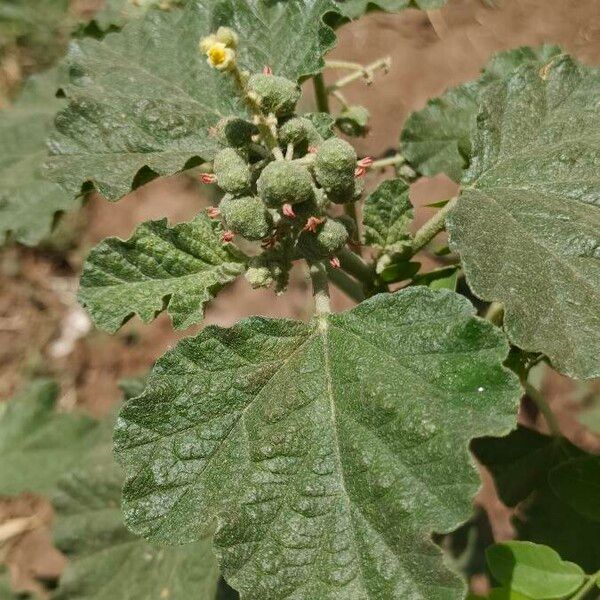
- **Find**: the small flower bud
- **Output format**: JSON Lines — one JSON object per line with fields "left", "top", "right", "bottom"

{"left": 207, "top": 206, "right": 221, "bottom": 219}
{"left": 221, "top": 230, "right": 235, "bottom": 243}
{"left": 329, "top": 256, "right": 341, "bottom": 269}
{"left": 303, "top": 216, "right": 325, "bottom": 233}
{"left": 216, "top": 26, "right": 239, "bottom": 49}
{"left": 200, "top": 173, "right": 217, "bottom": 184}
{"left": 263, "top": 65, "right": 273, "bottom": 75}
{"left": 282, "top": 203, "right": 296, "bottom": 218}
{"left": 298, "top": 218, "right": 349, "bottom": 260}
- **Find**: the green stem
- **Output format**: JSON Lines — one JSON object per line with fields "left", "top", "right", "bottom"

{"left": 485, "top": 301, "right": 504, "bottom": 325}
{"left": 326, "top": 57, "right": 391, "bottom": 92}
{"left": 570, "top": 572, "right": 600, "bottom": 600}
{"left": 370, "top": 154, "right": 405, "bottom": 170}
{"left": 410, "top": 197, "right": 457, "bottom": 255}
{"left": 523, "top": 380, "right": 561, "bottom": 437}
{"left": 310, "top": 262, "right": 331, "bottom": 315}
{"left": 338, "top": 247, "right": 374, "bottom": 286}
{"left": 313, "top": 73, "right": 330, "bottom": 113}
{"left": 327, "top": 267, "right": 365, "bottom": 303}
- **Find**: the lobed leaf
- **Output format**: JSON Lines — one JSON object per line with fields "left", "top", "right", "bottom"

{"left": 115, "top": 288, "right": 520, "bottom": 599}
{"left": 0, "top": 380, "right": 100, "bottom": 496}
{"left": 400, "top": 46, "right": 562, "bottom": 182}
{"left": 79, "top": 213, "right": 247, "bottom": 333}
{"left": 486, "top": 541, "right": 585, "bottom": 599}
{"left": 474, "top": 427, "right": 600, "bottom": 573}
{"left": 0, "top": 69, "right": 79, "bottom": 246}
{"left": 334, "top": 0, "right": 446, "bottom": 20}
{"left": 46, "top": 0, "right": 338, "bottom": 201}
{"left": 448, "top": 54, "right": 600, "bottom": 379}
{"left": 363, "top": 178, "right": 413, "bottom": 255}
{"left": 52, "top": 460, "right": 219, "bottom": 600}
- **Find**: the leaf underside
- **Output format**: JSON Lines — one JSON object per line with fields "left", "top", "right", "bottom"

{"left": 448, "top": 54, "right": 600, "bottom": 379}
{"left": 116, "top": 288, "right": 520, "bottom": 599}
{"left": 399, "top": 45, "right": 562, "bottom": 182}
{"left": 0, "top": 69, "right": 79, "bottom": 246}
{"left": 78, "top": 213, "right": 247, "bottom": 332}
{"left": 46, "top": 0, "right": 338, "bottom": 201}
{"left": 0, "top": 380, "right": 100, "bottom": 496}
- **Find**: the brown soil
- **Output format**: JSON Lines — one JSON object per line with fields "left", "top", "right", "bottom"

{"left": 1, "top": 0, "right": 599, "bottom": 595}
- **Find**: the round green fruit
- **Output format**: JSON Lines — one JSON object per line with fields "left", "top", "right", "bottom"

{"left": 247, "top": 74, "right": 300, "bottom": 116}
{"left": 213, "top": 148, "right": 251, "bottom": 195}
{"left": 219, "top": 195, "right": 272, "bottom": 240}
{"left": 257, "top": 161, "right": 315, "bottom": 207}
{"left": 297, "top": 218, "right": 349, "bottom": 260}
{"left": 314, "top": 138, "right": 357, "bottom": 200}
{"left": 279, "top": 117, "right": 322, "bottom": 147}
{"left": 215, "top": 117, "right": 257, "bottom": 147}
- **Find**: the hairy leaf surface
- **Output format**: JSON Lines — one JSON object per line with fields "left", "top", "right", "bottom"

{"left": 46, "top": 0, "right": 337, "bottom": 200}
{"left": 52, "top": 462, "right": 219, "bottom": 600}
{"left": 79, "top": 214, "right": 246, "bottom": 332}
{"left": 0, "top": 70, "right": 78, "bottom": 246}
{"left": 334, "top": 0, "right": 445, "bottom": 19}
{"left": 474, "top": 427, "right": 600, "bottom": 572}
{"left": 116, "top": 288, "right": 520, "bottom": 599}
{"left": 0, "top": 380, "right": 100, "bottom": 495}
{"left": 89, "top": 0, "right": 184, "bottom": 32}
{"left": 363, "top": 178, "right": 413, "bottom": 254}
{"left": 400, "top": 46, "right": 561, "bottom": 182}
{"left": 448, "top": 54, "right": 600, "bottom": 379}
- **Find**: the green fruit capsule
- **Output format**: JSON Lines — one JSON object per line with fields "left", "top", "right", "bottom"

{"left": 215, "top": 117, "right": 257, "bottom": 147}
{"left": 257, "top": 161, "right": 315, "bottom": 207}
{"left": 314, "top": 138, "right": 357, "bottom": 200}
{"left": 247, "top": 74, "right": 300, "bottom": 116}
{"left": 336, "top": 105, "right": 371, "bottom": 137}
{"left": 279, "top": 117, "right": 322, "bottom": 147}
{"left": 219, "top": 195, "right": 272, "bottom": 240}
{"left": 213, "top": 148, "right": 251, "bottom": 195}
{"left": 298, "top": 218, "right": 349, "bottom": 260}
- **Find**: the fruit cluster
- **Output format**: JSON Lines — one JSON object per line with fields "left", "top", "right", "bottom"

{"left": 202, "top": 66, "right": 368, "bottom": 291}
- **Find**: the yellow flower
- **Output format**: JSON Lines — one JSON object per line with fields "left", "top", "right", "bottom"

{"left": 199, "top": 34, "right": 218, "bottom": 54}
{"left": 206, "top": 42, "right": 236, "bottom": 71}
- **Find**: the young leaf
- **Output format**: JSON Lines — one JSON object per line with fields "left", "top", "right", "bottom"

{"left": 334, "top": 0, "right": 446, "bottom": 20}
{"left": 447, "top": 54, "right": 600, "bottom": 379}
{"left": 46, "top": 0, "right": 337, "bottom": 201}
{"left": 0, "top": 69, "right": 79, "bottom": 246}
{"left": 52, "top": 464, "right": 219, "bottom": 600}
{"left": 0, "top": 380, "right": 100, "bottom": 496}
{"left": 363, "top": 178, "right": 413, "bottom": 255}
{"left": 549, "top": 456, "right": 600, "bottom": 523}
{"left": 400, "top": 45, "right": 562, "bottom": 182}
{"left": 115, "top": 288, "right": 520, "bottom": 599}
{"left": 486, "top": 541, "right": 585, "bottom": 599}
{"left": 474, "top": 427, "right": 600, "bottom": 572}
{"left": 79, "top": 214, "right": 247, "bottom": 333}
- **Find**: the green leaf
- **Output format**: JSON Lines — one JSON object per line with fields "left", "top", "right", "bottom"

{"left": 52, "top": 463, "right": 219, "bottom": 600}
{"left": 549, "top": 456, "right": 600, "bottom": 523}
{"left": 486, "top": 542, "right": 585, "bottom": 599}
{"left": 115, "top": 288, "right": 520, "bottom": 599}
{"left": 379, "top": 260, "right": 420, "bottom": 284}
{"left": 88, "top": 0, "right": 184, "bottom": 32}
{"left": 0, "top": 69, "right": 79, "bottom": 246}
{"left": 447, "top": 54, "right": 600, "bottom": 379}
{"left": 78, "top": 214, "right": 247, "bottom": 333}
{"left": 334, "top": 0, "right": 446, "bottom": 20}
{"left": 486, "top": 589, "right": 534, "bottom": 600}
{"left": 118, "top": 375, "right": 148, "bottom": 401}
{"left": 363, "top": 178, "right": 413, "bottom": 254}
{"left": 46, "top": 0, "right": 338, "bottom": 201}
{"left": 400, "top": 45, "right": 562, "bottom": 182}
{"left": 474, "top": 427, "right": 600, "bottom": 573}
{"left": 0, "top": 380, "right": 100, "bottom": 496}
{"left": 412, "top": 266, "right": 459, "bottom": 291}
